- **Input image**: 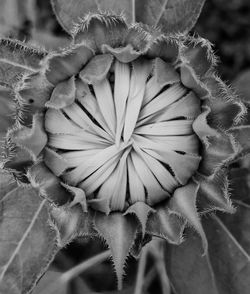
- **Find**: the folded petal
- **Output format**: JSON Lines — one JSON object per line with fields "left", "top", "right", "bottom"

{"left": 93, "top": 78, "right": 116, "bottom": 135}
{"left": 44, "top": 147, "right": 68, "bottom": 177}
{"left": 139, "top": 83, "right": 187, "bottom": 121}
{"left": 123, "top": 59, "right": 152, "bottom": 142}
{"left": 144, "top": 148, "right": 200, "bottom": 185}
{"left": 114, "top": 60, "right": 130, "bottom": 144}
{"left": 79, "top": 153, "right": 118, "bottom": 195}
{"left": 130, "top": 150, "right": 170, "bottom": 205}
{"left": 142, "top": 58, "right": 180, "bottom": 107}
{"left": 134, "top": 133, "right": 200, "bottom": 155}
{"left": 97, "top": 148, "right": 130, "bottom": 211}
{"left": 127, "top": 155, "right": 146, "bottom": 203}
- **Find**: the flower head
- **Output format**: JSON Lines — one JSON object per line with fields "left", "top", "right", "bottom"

{"left": 2, "top": 13, "right": 246, "bottom": 288}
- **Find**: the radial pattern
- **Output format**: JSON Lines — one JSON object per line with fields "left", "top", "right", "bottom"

{"left": 45, "top": 56, "right": 201, "bottom": 212}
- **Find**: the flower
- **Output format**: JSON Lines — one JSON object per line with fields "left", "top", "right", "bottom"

{"left": 2, "top": 13, "right": 246, "bottom": 287}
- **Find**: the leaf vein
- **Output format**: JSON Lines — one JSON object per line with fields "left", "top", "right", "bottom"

{"left": 0, "top": 198, "right": 46, "bottom": 282}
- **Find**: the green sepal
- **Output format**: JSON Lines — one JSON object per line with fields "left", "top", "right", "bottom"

{"left": 45, "top": 45, "right": 93, "bottom": 85}
{"left": 130, "top": 233, "right": 152, "bottom": 259}
{"left": 124, "top": 201, "right": 155, "bottom": 237}
{"left": 180, "top": 36, "right": 217, "bottom": 77}
{"left": 52, "top": 206, "right": 95, "bottom": 243}
{"left": 80, "top": 54, "right": 114, "bottom": 83}
{"left": 147, "top": 36, "right": 179, "bottom": 63}
{"left": 169, "top": 181, "right": 208, "bottom": 254}
{"left": 94, "top": 212, "right": 138, "bottom": 290}
{"left": 18, "top": 73, "right": 53, "bottom": 116}
{"left": 230, "top": 125, "right": 250, "bottom": 160}
{"left": 11, "top": 113, "right": 48, "bottom": 158}
{"left": 204, "top": 75, "right": 246, "bottom": 130}
{"left": 45, "top": 76, "right": 76, "bottom": 109}
{"left": 102, "top": 44, "right": 141, "bottom": 63}
{"left": 74, "top": 13, "right": 127, "bottom": 52}
{"left": 61, "top": 183, "right": 87, "bottom": 212}
{"left": 146, "top": 203, "right": 185, "bottom": 245}
{"left": 199, "top": 131, "right": 239, "bottom": 176}
{"left": 28, "top": 162, "right": 70, "bottom": 205}
{"left": 196, "top": 170, "right": 235, "bottom": 213}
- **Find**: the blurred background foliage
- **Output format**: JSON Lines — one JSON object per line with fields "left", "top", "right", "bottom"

{"left": 195, "top": 0, "right": 250, "bottom": 81}
{"left": 1, "top": 0, "right": 250, "bottom": 293}
{"left": 1, "top": 0, "right": 250, "bottom": 82}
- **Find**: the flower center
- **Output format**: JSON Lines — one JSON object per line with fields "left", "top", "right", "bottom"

{"left": 45, "top": 56, "right": 201, "bottom": 212}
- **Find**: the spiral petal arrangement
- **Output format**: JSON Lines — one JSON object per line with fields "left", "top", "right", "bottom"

{"left": 3, "top": 13, "right": 247, "bottom": 287}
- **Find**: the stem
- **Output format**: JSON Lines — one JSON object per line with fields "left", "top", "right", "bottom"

{"left": 132, "top": 0, "right": 136, "bottom": 23}
{"left": 134, "top": 245, "right": 149, "bottom": 294}
{"left": 149, "top": 240, "right": 171, "bottom": 294}
{"left": 39, "top": 250, "right": 111, "bottom": 294}
{"left": 143, "top": 267, "right": 157, "bottom": 290}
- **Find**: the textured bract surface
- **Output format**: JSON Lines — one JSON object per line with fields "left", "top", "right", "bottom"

{"left": 0, "top": 9, "right": 248, "bottom": 291}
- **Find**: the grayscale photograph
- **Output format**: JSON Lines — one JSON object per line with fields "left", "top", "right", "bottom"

{"left": 0, "top": 1, "right": 250, "bottom": 293}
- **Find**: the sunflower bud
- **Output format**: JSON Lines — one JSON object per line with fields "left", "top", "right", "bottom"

{"left": 4, "top": 13, "right": 247, "bottom": 288}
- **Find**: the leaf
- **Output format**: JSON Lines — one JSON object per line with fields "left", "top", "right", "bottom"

{"left": 0, "top": 172, "right": 59, "bottom": 294}
{"left": 165, "top": 228, "right": 219, "bottom": 294}
{"left": 165, "top": 215, "right": 250, "bottom": 294}
{"left": 0, "top": 0, "right": 34, "bottom": 37}
{"left": 0, "top": 38, "right": 47, "bottom": 87}
{"left": 32, "top": 271, "right": 68, "bottom": 294}
{"left": 0, "top": 171, "right": 17, "bottom": 198}
{"left": 204, "top": 216, "right": 250, "bottom": 294}
{"left": 31, "top": 30, "right": 71, "bottom": 51}
{"left": 220, "top": 167, "right": 250, "bottom": 254}
{"left": 135, "top": 0, "right": 206, "bottom": 34}
{"left": 51, "top": 0, "right": 135, "bottom": 34}
{"left": 220, "top": 202, "right": 250, "bottom": 256}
